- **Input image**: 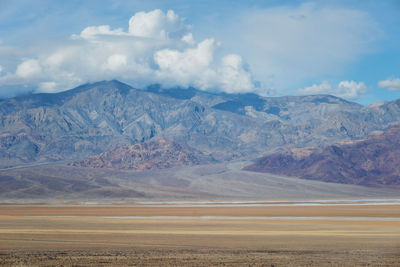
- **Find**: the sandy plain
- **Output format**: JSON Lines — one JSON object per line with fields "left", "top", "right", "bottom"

{"left": 0, "top": 203, "right": 399, "bottom": 266}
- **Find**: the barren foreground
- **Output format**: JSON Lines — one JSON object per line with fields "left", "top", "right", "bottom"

{"left": 0, "top": 203, "right": 399, "bottom": 266}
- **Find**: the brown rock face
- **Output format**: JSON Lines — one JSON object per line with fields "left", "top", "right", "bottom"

{"left": 244, "top": 125, "right": 400, "bottom": 187}
{"left": 71, "top": 138, "right": 205, "bottom": 171}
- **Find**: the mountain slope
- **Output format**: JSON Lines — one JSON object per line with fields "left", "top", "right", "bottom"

{"left": 71, "top": 138, "right": 209, "bottom": 171}
{"left": 1, "top": 161, "right": 398, "bottom": 200}
{"left": 244, "top": 125, "right": 400, "bottom": 187}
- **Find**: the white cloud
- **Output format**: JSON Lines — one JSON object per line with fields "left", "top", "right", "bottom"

{"left": 218, "top": 54, "right": 254, "bottom": 93}
{"left": 38, "top": 81, "right": 58, "bottom": 93}
{"left": 378, "top": 78, "right": 400, "bottom": 91}
{"left": 154, "top": 38, "right": 215, "bottom": 88}
{"left": 103, "top": 54, "right": 127, "bottom": 71}
{"left": 0, "top": 65, "right": 3, "bottom": 73}
{"left": 77, "top": 25, "right": 126, "bottom": 40}
{"left": 128, "top": 9, "right": 189, "bottom": 40}
{"left": 0, "top": 9, "right": 257, "bottom": 96}
{"left": 16, "top": 59, "right": 42, "bottom": 78}
{"left": 154, "top": 40, "right": 255, "bottom": 93}
{"left": 181, "top": 33, "right": 195, "bottom": 44}
{"left": 298, "top": 80, "right": 367, "bottom": 99}
{"left": 75, "top": 9, "right": 189, "bottom": 41}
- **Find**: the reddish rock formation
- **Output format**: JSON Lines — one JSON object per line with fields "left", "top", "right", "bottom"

{"left": 244, "top": 125, "right": 400, "bottom": 187}
{"left": 71, "top": 138, "right": 206, "bottom": 171}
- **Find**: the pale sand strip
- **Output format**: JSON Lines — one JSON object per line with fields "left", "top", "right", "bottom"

{"left": 18, "top": 215, "right": 400, "bottom": 221}
{"left": 0, "top": 228, "right": 398, "bottom": 237}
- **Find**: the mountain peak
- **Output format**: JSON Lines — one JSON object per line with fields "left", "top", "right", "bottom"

{"left": 63, "top": 79, "right": 133, "bottom": 95}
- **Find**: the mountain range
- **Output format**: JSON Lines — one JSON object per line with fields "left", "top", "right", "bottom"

{"left": 1, "top": 80, "right": 400, "bottom": 197}
{"left": 1, "top": 80, "right": 400, "bottom": 168}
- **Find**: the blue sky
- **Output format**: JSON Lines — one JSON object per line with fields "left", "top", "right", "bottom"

{"left": 0, "top": 0, "right": 399, "bottom": 104}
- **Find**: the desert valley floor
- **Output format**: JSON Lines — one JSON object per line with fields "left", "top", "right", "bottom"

{"left": 2, "top": 1, "right": 400, "bottom": 266}
{"left": 0, "top": 200, "right": 399, "bottom": 266}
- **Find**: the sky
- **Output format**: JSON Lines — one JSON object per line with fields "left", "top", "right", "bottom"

{"left": 0, "top": 0, "right": 399, "bottom": 105}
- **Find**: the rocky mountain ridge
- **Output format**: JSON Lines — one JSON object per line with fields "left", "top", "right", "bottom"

{"left": 1, "top": 80, "right": 400, "bottom": 168}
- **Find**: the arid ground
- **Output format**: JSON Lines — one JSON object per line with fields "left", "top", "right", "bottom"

{"left": 0, "top": 201, "right": 399, "bottom": 266}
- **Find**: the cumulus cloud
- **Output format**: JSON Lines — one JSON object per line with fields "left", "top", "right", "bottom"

{"left": 154, "top": 38, "right": 215, "bottom": 87}
{"left": 16, "top": 59, "right": 42, "bottom": 78}
{"left": 128, "top": 9, "right": 189, "bottom": 40}
{"left": 218, "top": 54, "right": 254, "bottom": 93}
{"left": 153, "top": 40, "right": 255, "bottom": 93}
{"left": 298, "top": 80, "right": 367, "bottom": 99}
{"left": 0, "top": 65, "right": 3, "bottom": 73}
{"left": 73, "top": 9, "right": 189, "bottom": 41}
{"left": 378, "top": 78, "right": 400, "bottom": 91}
{"left": 103, "top": 54, "right": 127, "bottom": 71}
{"left": 0, "top": 9, "right": 256, "bottom": 97}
